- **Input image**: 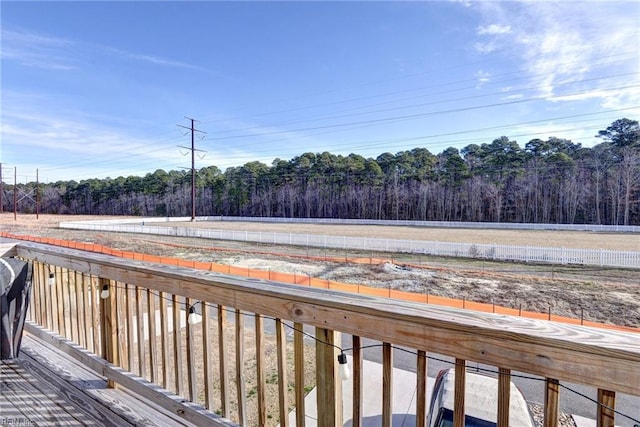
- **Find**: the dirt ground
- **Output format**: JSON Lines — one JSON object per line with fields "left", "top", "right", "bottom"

{"left": 3, "top": 214, "right": 638, "bottom": 329}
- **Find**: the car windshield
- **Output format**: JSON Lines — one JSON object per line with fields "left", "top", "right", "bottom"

{"left": 436, "top": 408, "right": 497, "bottom": 427}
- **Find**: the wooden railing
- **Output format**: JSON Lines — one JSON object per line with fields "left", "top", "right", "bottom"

{"left": 12, "top": 241, "right": 640, "bottom": 427}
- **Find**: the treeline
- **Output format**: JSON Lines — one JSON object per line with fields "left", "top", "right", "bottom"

{"left": 5, "top": 118, "right": 640, "bottom": 225}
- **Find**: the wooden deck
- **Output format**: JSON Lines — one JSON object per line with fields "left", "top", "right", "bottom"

{"left": 0, "top": 332, "right": 199, "bottom": 426}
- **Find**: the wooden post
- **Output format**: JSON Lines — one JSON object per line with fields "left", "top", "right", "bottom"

{"left": 294, "top": 321, "right": 306, "bottom": 427}
{"left": 99, "top": 278, "right": 118, "bottom": 388}
{"left": 352, "top": 335, "right": 363, "bottom": 427}
{"left": 544, "top": 378, "right": 559, "bottom": 427}
{"left": 202, "top": 301, "right": 214, "bottom": 410}
{"left": 497, "top": 368, "right": 511, "bottom": 427}
{"left": 315, "top": 327, "right": 342, "bottom": 427}
{"left": 186, "top": 297, "right": 197, "bottom": 402}
{"left": 159, "top": 290, "right": 169, "bottom": 389}
{"left": 416, "top": 350, "right": 428, "bottom": 427}
{"left": 172, "top": 294, "right": 184, "bottom": 396}
{"left": 382, "top": 342, "right": 393, "bottom": 427}
{"left": 218, "top": 305, "right": 230, "bottom": 417}
{"left": 276, "top": 319, "right": 288, "bottom": 427}
{"left": 597, "top": 389, "right": 615, "bottom": 427}
{"left": 255, "top": 314, "right": 266, "bottom": 427}
{"left": 136, "top": 286, "right": 146, "bottom": 379}
{"left": 454, "top": 358, "right": 466, "bottom": 427}
{"left": 235, "top": 309, "right": 247, "bottom": 426}
{"left": 147, "top": 288, "right": 158, "bottom": 383}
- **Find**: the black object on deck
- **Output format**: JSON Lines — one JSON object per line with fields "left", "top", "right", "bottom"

{"left": 1, "top": 257, "right": 33, "bottom": 359}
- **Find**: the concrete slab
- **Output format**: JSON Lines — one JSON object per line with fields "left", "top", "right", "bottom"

{"left": 286, "top": 356, "right": 435, "bottom": 427}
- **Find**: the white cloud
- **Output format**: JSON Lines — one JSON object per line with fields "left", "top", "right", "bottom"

{"left": 475, "top": 70, "right": 491, "bottom": 87}
{"left": 470, "top": 1, "right": 640, "bottom": 108}
{"left": 473, "top": 41, "right": 495, "bottom": 54}
{"left": 2, "top": 26, "right": 205, "bottom": 73}
{"left": 477, "top": 24, "right": 511, "bottom": 35}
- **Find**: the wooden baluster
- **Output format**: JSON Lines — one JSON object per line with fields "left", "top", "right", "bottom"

{"left": 276, "top": 318, "right": 288, "bottom": 427}
{"left": 75, "top": 271, "right": 85, "bottom": 348}
{"left": 218, "top": 304, "right": 229, "bottom": 417}
{"left": 172, "top": 294, "right": 184, "bottom": 396}
{"left": 136, "top": 286, "right": 146, "bottom": 379}
{"left": 597, "top": 389, "right": 615, "bottom": 427}
{"left": 99, "top": 278, "right": 117, "bottom": 388}
{"left": 81, "top": 274, "right": 90, "bottom": 349}
{"left": 147, "top": 288, "right": 157, "bottom": 383}
{"left": 454, "top": 358, "right": 466, "bottom": 427}
{"left": 315, "top": 327, "right": 342, "bottom": 427}
{"left": 352, "top": 335, "right": 363, "bottom": 427}
{"left": 383, "top": 342, "right": 394, "bottom": 427}
{"left": 186, "top": 297, "right": 196, "bottom": 402}
{"left": 544, "top": 378, "right": 559, "bottom": 427}
{"left": 255, "top": 314, "right": 266, "bottom": 427}
{"left": 235, "top": 309, "right": 247, "bottom": 426}
{"left": 497, "top": 368, "right": 511, "bottom": 427}
{"left": 202, "top": 301, "right": 214, "bottom": 410}
{"left": 55, "top": 266, "right": 64, "bottom": 335}
{"left": 294, "top": 321, "right": 306, "bottom": 427}
{"left": 159, "top": 290, "right": 169, "bottom": 390}
{"left": 416, "top": 350, "right": 428, "bottom": 427}
{"left": 91, "top": 276, "right": 100, "bottom": 354}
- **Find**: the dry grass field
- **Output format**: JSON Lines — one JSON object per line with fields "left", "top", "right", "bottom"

{"left": 175, "top": 219, "right": 640, "bottom": 251}
{"left": 2, "top": 214, "right": 639, "bottom": 328}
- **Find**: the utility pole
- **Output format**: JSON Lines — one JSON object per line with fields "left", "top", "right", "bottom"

{"left": 13, "top": 167, "right": 17, "bottom": 220}
{"left": 177, "top": 117, "right": 206, "bottom": 221}
{"left": 0, "top": 163, "right": 3, "bottom": 214}
{"left": 36, "top": 169, "right": 40, "bottom": 220}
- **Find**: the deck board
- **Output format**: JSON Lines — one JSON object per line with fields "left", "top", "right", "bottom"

{"left": 1, "top": 333, "right": 200, "bottom": 427}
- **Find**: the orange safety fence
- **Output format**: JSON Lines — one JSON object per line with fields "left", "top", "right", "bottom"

{"left": 2, "top": 231, "right": 638, "bottom": 334}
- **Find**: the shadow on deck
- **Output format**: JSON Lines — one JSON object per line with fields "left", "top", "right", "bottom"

{"left": 0, "top": 332, "right": 199, "bottom": 426}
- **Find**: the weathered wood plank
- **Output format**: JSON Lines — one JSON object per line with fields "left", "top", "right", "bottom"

{"left": 255, "top": 314, "right": 266, "bottom": 427}
{"left": 218, "top": 304, "right": 230, "bottom": 417}
{"left": 276, "top": 318, "right": 288, "bottom": 427}
{"left": 125, "top": 283, "right": 135, "bottom": 372}
{"left": 235, "top": 309, "right": 247, "bottom": 426}
{"left": 315, "top": 327, "right": 341, "bottom": 427}
{"left": 82, "top": 274, "right": 91, "bottom": 350}
{"left": 544, "top": 378, "right": 559, "bottom": 427}
{"left": 73, "top": 271, "right": 87, "bottom": 347}
{"left": 147, "top": 288, "right": 158, "bottom": 383}
{"left": 159, "top": 290, "right": 169, "bottom": 390}
{"left": 294, "top": 321, "right": 306, "bottom": 427}
{"left": 416, "top": 350, "right": 427, "bottom": 427}
{"left": 91, "top": 275, "right": 100, "bottom": 355}
{"left": 55, "top": 265, "right": 64, "bottom": 336}
{"left": 136, "top": 285, "right": 146, "bottom": 379}
{"left": 597, "top": 389, "right": 615, "bottom": 427}
{"left": 352, "top": 335, "right": 363, "bottom": 427}
{"left": 173, "top": 294, "right": 185, "bottom": 396}
{"left": 382, "top": 342, "right": 393, "bottom": 427}
{"left": 186, "top": 297, "right": 197, "bottom": 402}
{"left": 497, "top": 367, "right": 511, "bottom": 427}
{"left": 454, "top": 358, "right": 466, "bottom": 427}
{"left": 24, "top": 322, "right": 237, "bottom": 426}
{"left": 202, "top": 300, "right": 214, "bottom": 410}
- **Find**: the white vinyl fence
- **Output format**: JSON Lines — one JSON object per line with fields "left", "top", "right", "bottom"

{"left": 59, "top": 217, "right": 640, "bottom": 269}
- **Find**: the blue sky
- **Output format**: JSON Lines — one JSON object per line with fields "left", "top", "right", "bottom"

{"left": 1, "top": 1, "right": 639, "bottom": 184}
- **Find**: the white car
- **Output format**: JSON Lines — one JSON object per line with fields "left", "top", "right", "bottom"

{"left": 427, "top": 368, "right": 536, "bottom": 427}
